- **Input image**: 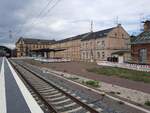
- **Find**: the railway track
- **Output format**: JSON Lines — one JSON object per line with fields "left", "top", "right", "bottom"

{"left": 10, "top": 60, "right": 102, "bottom": 113}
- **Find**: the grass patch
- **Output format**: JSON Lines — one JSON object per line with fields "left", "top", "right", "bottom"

{"left": 87, "top": 67, "right": 150, "bottom": 83}
{"left": 82, "top": 80, "right": 100, "bottom": 87}
{"left": 68, "top": 77, "right": 79, "bottom": 80}
{"left": 145, "top": 101, "right": 150, "bottom": 106}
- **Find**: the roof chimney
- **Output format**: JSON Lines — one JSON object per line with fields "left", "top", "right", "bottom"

{"left": 117, "top": 24, "right": 121, "bottom": 27}
{"left": 143, "top": 20, "right": 150, "bottom": 31}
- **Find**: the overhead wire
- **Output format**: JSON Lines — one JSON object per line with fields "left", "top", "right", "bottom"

{"left": 14, "top": 0, "right": 56, "bottom": 37}
{"left": 22, "top": 0, "right": 62, "bottom": 37}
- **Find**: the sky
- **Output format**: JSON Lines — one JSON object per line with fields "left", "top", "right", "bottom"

{"left": 0, "top": 0, "right": 150, "bottom": 49}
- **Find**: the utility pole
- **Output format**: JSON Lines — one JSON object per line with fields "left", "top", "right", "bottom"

{"left": 9, "top": 30, "right": 12, "bottom": 39}
{"left": 90, "top": 20, "right": 93, "bottom": 32}
{"left": 90, "top": 20, "right": 94, "bottom": 62}
{"left": 114, "top": 16, "right": 119, "bottom": 25}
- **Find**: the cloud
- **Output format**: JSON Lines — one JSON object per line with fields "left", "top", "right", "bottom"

{"left": 0, "top": 0, "right": 150, "bottom": 48}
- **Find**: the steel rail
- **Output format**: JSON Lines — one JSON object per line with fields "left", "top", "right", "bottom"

{"left": 9, "top": 60, "right": 58, "bottom": 113}
{"left": 10, "top": 59, "right": 100, "bottom": 113}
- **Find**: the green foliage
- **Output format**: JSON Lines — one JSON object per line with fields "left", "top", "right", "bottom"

{"left": 87, "top": 67, "right": 150, "bottom": 83}
{"left": 145, "top": 101, "right": 150, "bottom": 106}
{"left": 82, "top": 80, "right": 100, "bottom": 87}
{"left": 68, "top": 77, "right": 79, "bottom": 80}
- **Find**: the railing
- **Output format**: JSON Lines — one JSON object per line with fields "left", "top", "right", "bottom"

{"left": 97, "top": 61, "right": 150, "bottom": 72}
{"left": 34, "top": 58, "right": 71, "bottom": 63}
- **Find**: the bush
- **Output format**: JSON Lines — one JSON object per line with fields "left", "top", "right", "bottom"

{"left": 145, "top": 100, "right": 150, "bottom": 106}
{"left": 82, "top": 80, "right": 100, "bottom": 87}
{"left": 68, "top": 77, "right": 79, "bottom": 80}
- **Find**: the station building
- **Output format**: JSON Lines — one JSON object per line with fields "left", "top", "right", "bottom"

{"left": 50, "top": 34, "right": 85, "bottom": 61}
{"left": 131, "top": 20, "right": 150, "bottom": 64}
{"left": 16, "top": 37, "right": 55, "bottom": 57}
{"left": 80, "top": 24, "right": 131, "bottom": 63}
{"left": 16, "top": 24, "right": 131, "bottom": 63}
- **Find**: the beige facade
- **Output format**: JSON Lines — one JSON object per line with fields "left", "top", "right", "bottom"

{"left": 16, "top": 38, "right": 54, "bottom": 57}
{"left": 16, "top": 25, "right": 130, "bottom": 62}
{"left": 81, "top": 24, "right": 130, "bottom": 62}
{"left": 50, "top": 36, "right": 82, "bottom": 61}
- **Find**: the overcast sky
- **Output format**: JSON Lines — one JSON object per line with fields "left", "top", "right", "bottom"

{"left": 0, "top": 0, "right": 150, "bottom": 48}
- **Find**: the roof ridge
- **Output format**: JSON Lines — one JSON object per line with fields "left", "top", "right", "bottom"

{"left": 81, "top": 27, "right": 115, "bottom": 41}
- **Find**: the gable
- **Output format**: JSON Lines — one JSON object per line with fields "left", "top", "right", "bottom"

{"left": 108, "top": 26, "right": 130, "bottom": 39}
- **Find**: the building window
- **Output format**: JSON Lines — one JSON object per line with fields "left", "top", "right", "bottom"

{"left": 82, "top": 43, "right": 84, "bottom": 47}
{"left": 97, "top": 41, "right": 100, "bottom": 45}
{"left": 102, "top": 41, "right": 105, "bottom": 47}
{"left": 139, "top": 48, "right": 147, "bottom": 64}
{"left": 102, "top": 52, "right": 105, "bottom": 59}
{"left": 90, "top": 42, "right": 92, "bottom": 46}
{"left": 86, "top": 43, "right": 88, "bottom": 48}
{"left": 115, "top": 33, "right": 117, "bottom": 37}
{"left": 83, "top": 52, "right": 85, "bottom": 59}
{"left": 86, "top": 52, "right": 88, "bottom": 59}
{"left": 122, "top": 34, "right": 124, "bottom": 38}
{"left": 97, "top": 52, "right": 100, "bottom": 58}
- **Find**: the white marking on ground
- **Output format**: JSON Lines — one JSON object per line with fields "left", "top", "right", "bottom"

{"left": 0, "top": 57, "right": 7, "bottom": 113}
{"left": 6, "top": 58, "right": 44, "bottom": 113}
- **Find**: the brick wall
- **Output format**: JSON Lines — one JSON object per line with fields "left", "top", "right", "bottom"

{"left": 131, "top": 44, "right": 150, "bottom": 64}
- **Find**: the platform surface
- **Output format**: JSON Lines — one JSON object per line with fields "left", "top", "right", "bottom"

{"left": 0, "top": 57, "right": 43, "bottom": 113}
